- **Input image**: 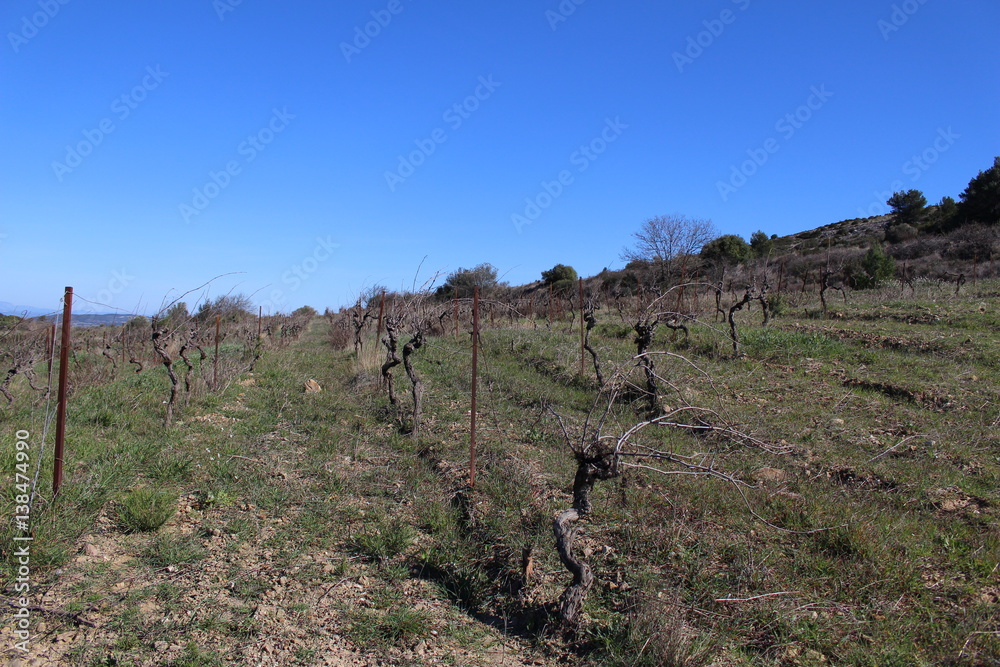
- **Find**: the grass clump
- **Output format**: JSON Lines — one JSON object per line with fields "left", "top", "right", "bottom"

{"left": 171, "top": 643, "right": 225, "bottom": 667}
{"left": 349, "top": 606, "right": 431, "bottom": 647}
{"left": 116, "top": 487, "right": 178, "bottom": 533}
{"left": 140, "top": 533, "right": 206, "bottom": 568}
{"left": 352, "top": 517, "right": 416, "bottom": 562}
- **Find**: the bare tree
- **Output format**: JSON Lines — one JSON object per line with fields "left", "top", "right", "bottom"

{"left": 621, "top": 214, "right": 718, "bottom": 283}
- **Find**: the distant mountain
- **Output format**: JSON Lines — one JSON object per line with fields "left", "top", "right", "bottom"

{"left": 59, "top": 313, "right": 138, "bottom": 327}
{"left": 0, "top": 302, "right": 139, "bottom": 327}
{"left": 0, "top": 301, "right": 54, "bottom": 318}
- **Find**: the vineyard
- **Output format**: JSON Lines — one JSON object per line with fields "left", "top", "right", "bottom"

{"left": 1, "top": 275, "right": 999, "bottom": 665}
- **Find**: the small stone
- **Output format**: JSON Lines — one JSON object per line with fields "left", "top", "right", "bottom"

{"left": 804, "top": 649, "right": 828, "bottom": 663}
{"left": 304, "top": 379, "right": 322, "bottom": 393}
{"left": 753, "top": 467, "right": 787, "bottom": 484}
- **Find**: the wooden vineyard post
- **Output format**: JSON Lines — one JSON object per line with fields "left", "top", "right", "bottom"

{"left": 377, "top": 290, "right": 385, "bottom": 344}
{"left": 692, "top": 272, "right": 700, "bottom": 313}
{"left": 579, "top": 278, "right": 585, "bottom": 375}
{"left": 47, "top": 323, "right": 56, "bottom": 379}
{"left": 213, "top": 315, "right": 221, "bottom": 390}
{"left": 53, "top": 287, "right": 73, "bottom": 496}
{"left": 257, "top": 306, "right": 263, "bottom": 341}
{"left": 676, "top": 256, "right": 687, "bottom": 312}
{"left": 453, "top": 292, "right": 459, "bottom": 339}
{"left": 470, "top": 286, "right": 479, "bottom": 489}
{"left": 548, "top": 283, "right": 553, "bottom": 326}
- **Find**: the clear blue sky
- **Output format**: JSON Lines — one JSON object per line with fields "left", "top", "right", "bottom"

{"left": 2, "top": 0, "right": 998, "bottom": 315}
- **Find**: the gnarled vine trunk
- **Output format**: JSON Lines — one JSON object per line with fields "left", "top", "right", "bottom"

{"left": 554, "top": 446, "right": 620, "bottom": 632}
{"left": 583, "top": 309, "right": 604, "bottom": 388}
{"left": 151, "top": 328, "right": 180, "bottom": 426}
{"left": 380, "top": 318, "right": 401, "bottom": 405}
{"left": 634, "top": 320, "right": 658, "bottom": 413}
{"left": 728, "top": 289, "right": 753, "bottom": 356}
{"left": 402, "top": 330, "right": 425, "bottom": 439}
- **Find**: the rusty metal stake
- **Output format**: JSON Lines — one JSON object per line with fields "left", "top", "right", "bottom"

{"left": 579, "top": 278, "right": 585, "bottom": 374}
{"left": 53, "top": 287, "right": 73, "bottom": 496}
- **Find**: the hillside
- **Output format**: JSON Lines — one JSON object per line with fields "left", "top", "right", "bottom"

{"left": 2, "top": 280, "right": 998, "bottom": 665}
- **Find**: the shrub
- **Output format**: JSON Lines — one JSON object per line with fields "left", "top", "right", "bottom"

{"left": 847, "top": 244, "right": 896, "bottom": 290}
{"left": 885, "top": 223, "right": 918, "bottom": 243}
{"left": 435, "top": 264, "right": 501, "bottom": 299}
{"left": 942, "top": 224, "right": 998, "bottom": 261}
{"left": 767, "top": 293, "right": 789, "bottom": 317}
{"left": 701, "top": 234, "right": 751, "bottom": 264}
{"left": 541, "top": 264, "right": 578, "bottom": 285}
